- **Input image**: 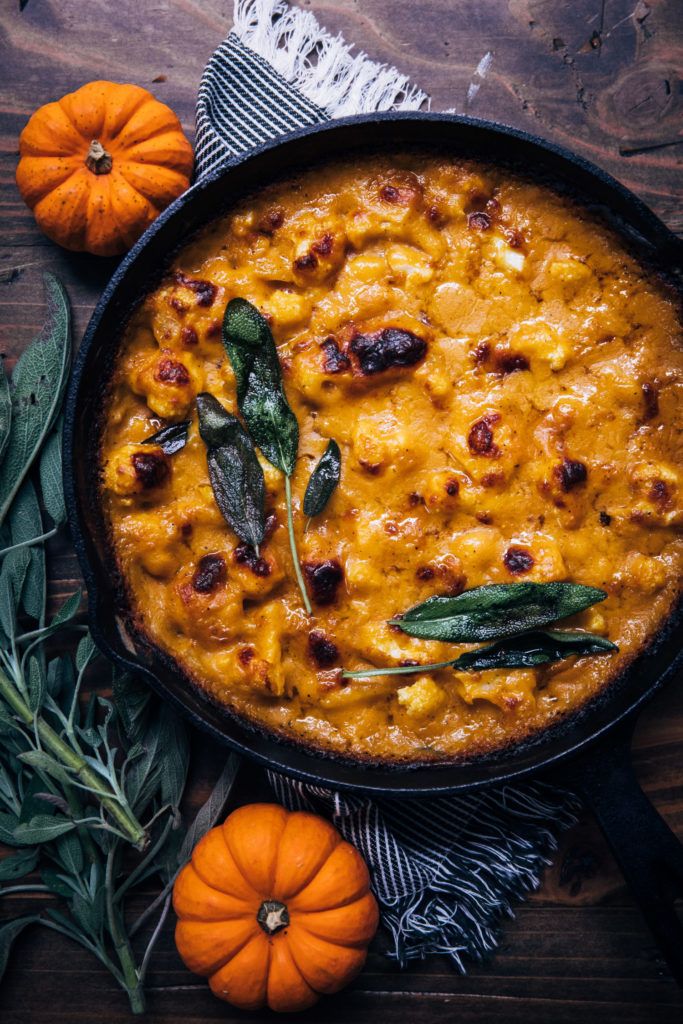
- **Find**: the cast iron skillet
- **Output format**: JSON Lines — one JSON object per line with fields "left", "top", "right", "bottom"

{"left": 63, "top": 113, "right": 683, "bottom": 981}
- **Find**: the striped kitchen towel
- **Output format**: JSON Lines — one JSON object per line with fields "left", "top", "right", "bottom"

{"left": 194, "top": 0, "right": 580, "bottom": 970}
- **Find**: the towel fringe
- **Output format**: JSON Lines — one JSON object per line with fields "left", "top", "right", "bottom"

{"left": 233, "top": 0, "right": 429, "bottom": 116}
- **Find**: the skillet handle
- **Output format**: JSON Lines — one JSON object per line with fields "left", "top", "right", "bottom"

{"left": 566, "top": 720, "right": 683, "bottom": 985}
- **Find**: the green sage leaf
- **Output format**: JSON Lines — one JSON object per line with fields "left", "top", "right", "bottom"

{"left": 113, "top": 670, "right": 151, "bottom": 745}
{"left": 124, "top": 715, "right": 165, "bottom": 815}
{"left": 0, "top": 274, "right": 71, "bottom": 528}
{"left": 76, "top": 633, "right": 97, "bottom": 672}
{"left": 223, "top": 298, "right": 299, "bottom": 476}
{"left": 0, "top": 847, "right": 39, "bottom": 881}
{"left": 38, "top": 418, "right": 66, "bottom": 525}
{"left": 0, "top": 916, "right": 38, "bottom": 984}
{"left": 176, "top": 753, "right": 240, "bottom": 871}
{"left": 54, "top": 831, "right": 84, "bottom": 875}
{"left": 0, "top": 812, "right": 20, "bottom": 846}
{"left": 26, "top": 656, "right": 45, "bottom": 713}
{"left": 18, "top": 750, "right": 73, "bottom": 789}
{"left": 50, "top": 589, "right": 82, "bottom": 629}
{"left": 0, "top": 359, "right": 12, "bottom": 469}
{"left": 303, "top": 439, "right": 341, "bottom": 518}
{"left": 197, "top": 392, "right": 266, "bottom": 550}
{"left": 10, "top": 478, "right": 45, "bottom": 620}
{"left": 11, "top": 814, "right": 75, "bottom": 845}
{"left": 142, "top": 420, "right": 190, "bottom": 455}
{"left": 0, "top": 547, "right": 31, "bottom": 639}
{"left": 40, "top": 868, "right": 77, "bottom": 899}
{"left": 452, "top": 629, "right": 618, "bottom": 671}
{"left": 158, "top": 704, "right": 189, "bottom": 808}
{"left": 70, "top": 892, "right": 103, "bottom": 937}
{"left": 392, "top": 582, "right": 607, "bottom": 643}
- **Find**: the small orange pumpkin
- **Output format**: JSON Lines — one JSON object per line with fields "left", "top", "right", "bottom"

{"left": 16, "top": 80, "right": 193, "bottom": 257}
{"left": 173, "top": 803, "right": 379, "bottom": 1012}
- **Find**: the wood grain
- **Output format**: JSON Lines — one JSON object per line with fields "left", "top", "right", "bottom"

{"left": 0, "top": 1, "right": 682, "bottom": 1021}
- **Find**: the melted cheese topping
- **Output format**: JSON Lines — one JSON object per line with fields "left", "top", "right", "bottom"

{"left": 100, "top": 155, "right": 683, "bottom": 762}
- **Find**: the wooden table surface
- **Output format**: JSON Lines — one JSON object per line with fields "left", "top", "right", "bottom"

{"left": 1, "top": 1, "right": 682, "bottom": 1021}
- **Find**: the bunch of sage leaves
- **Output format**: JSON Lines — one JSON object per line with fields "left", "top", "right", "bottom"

{"left": 0, "top": 275, "right": 239, "bottom": 1014}
{"left": 200, "top": 298, "right": 341, "bottom": 614}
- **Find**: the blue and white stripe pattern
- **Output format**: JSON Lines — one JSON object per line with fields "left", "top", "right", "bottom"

{"left": 195, "top": 0, "right": 580, "bottom": 969}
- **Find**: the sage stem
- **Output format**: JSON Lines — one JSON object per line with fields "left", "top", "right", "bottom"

{"left": 284, "top": 474, "right": 312, "bottom": 615}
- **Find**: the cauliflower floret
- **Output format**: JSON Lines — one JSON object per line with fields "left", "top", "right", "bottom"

{"left": 506, "top": 320, "right": 569, "bottom": 372}
{"left": 262, "top": 288, "right": 311, "bottom": 329}
{"left": 488, "top": 235, "right": 526, "bottom": 275}
{"left": 614, "top": 552, "right": 668, "bottom": 594}
{"left": 352, "top": 411, "right": 417, "bottom": 476}
{"left": 386, "top": 244, "right": 434, "bottom": 287}
{"left": 454, "top": 669, "right": 537, "bottom": 711}
{"left": 548, "top": 257, "right": 592, "bottom": 287}
{"left": 397, "top": 676, "right": 446, "bottom": 718}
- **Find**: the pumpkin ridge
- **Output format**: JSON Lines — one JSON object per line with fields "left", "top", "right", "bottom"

{"left": 289, "top": 888, "right": 365, "bottom": 911}
{"left": 116, "top": 163, "right": 188, "bottom": 213}
{"left": 192, "top": 855, "right": 260, "bottom": 904}
{"left": 290, "top": 893, "right": 380, "bottom": 948}
{"left": 266, "top": 935, "right": 317, "bottom": 1012}
{"left": 115, "top": 118, "right": 188, "bottom": 151}
{"left": 209, "top": 933, "right": 271, "bottom": 1009}
{"left": 104, "top": 93, "right": 151, "bottom": 142}
{"left": 222, "top": 804, "right": 288, "bottom": 896}
{"left": 285, "top": 923, "right": 367, "bottom": 993}
{"left": 175, "top": 918, "right": 256, "bottom": 976}
{"left": 272, "top": 812, "right": 341, "bottom": 901}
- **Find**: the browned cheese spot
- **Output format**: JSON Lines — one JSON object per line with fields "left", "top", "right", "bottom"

{"left": 155, "top": 358, "right": 191, "bottom": 385}
{"left": 468, "top": 413, "right": 501, "bottom": 457}
{"left": 192, "top": 553, "right": 227, "bottom": 593}
{"left": 303, "top": 559, "right": 344, "bottom": 606}
{"left": 503, "top": 546, "right": 535, "bottom": 575}
{"left": 131, "top": 450, "right": 169, "bottom": 489}
{"left": 308, "top": 629, "right": 340, "bottom": 668}
{"left": 556, "top": 458, "right": 588, "bottom": 492}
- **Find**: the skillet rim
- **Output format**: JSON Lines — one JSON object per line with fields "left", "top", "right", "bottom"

{"left": 63, "top": 110, "right": 683, "bottom": 795}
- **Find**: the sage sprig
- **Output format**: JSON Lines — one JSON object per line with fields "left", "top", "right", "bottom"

{"left": 390, "top": 582, "right": 607, "bottom": 643}
{"left": 196, "top": 393, "right": 266, "bottom": 552}
{"left": 343, "top": 629, "right": 616, "bottom": 679}
{"left": 0, "top": 276, "right": 240, "bottom": 1014}
{"left": 343, "top": 581, "right": 617, "bottom": 679}
{"left": 142, "top": 420, "right": 190, "bottom": 455}
{"left": 223, "top": 298, "right": 311, "bottom": 612}
{"left": 303, "top": 439, "right": 342, "bottom": 519}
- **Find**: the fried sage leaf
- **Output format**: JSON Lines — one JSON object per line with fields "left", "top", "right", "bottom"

{"left": 342, "top": 629, "right": 617, "bottom": 679}
{"left": 303, "top": 439, "right": 341, "bottom": 518}
{"left": 196, "top": 392, "right": 266, "bottom": 551}
{"left": 391, "top": 582, "right": 607, "bottom": 643}
{"left": 222, "top": 298, "right": 298, "bottom": 476}
{"left": 142, "top": 420, "right": 190, "bottom": 455}
{"left": 452, "top": 629, "right": 618, "bottom": 671}
{"left": 0, "top": 274, "right": 71, "bottom": 528}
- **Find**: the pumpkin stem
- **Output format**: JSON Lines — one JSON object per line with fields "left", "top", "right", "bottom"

{"left": 257, "top": 899, "right": 290, "bottom": 935}
{"left": 85, "top": 139, "right": 113, "bottom": 175}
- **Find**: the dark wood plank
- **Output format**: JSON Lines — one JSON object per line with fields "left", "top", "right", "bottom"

{"left": 0, "top": 0, "right": 682, "bottom": 1021}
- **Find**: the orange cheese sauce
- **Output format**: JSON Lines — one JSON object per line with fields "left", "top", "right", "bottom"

{"left": 100, "top": 155, "right": 683, "bottom": 762}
